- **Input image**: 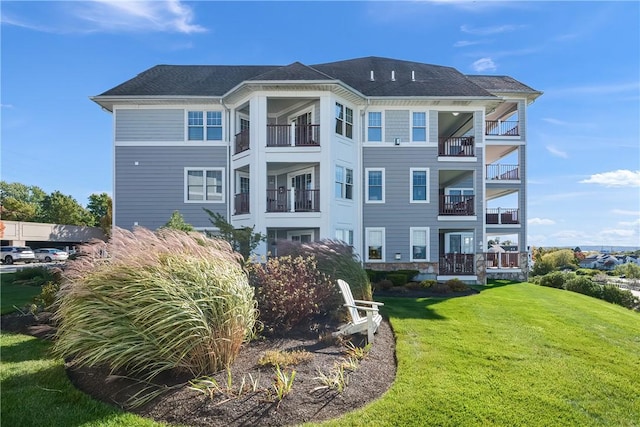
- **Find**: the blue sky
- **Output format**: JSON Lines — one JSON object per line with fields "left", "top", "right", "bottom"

{"left": 1, "top": 1, "right": 639, "bottom": 248}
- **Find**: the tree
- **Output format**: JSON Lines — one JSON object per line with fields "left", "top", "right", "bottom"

{"left": 0, "top": 181, "right": 46, "bottom": 221}
{"left": 613, "top": 263, "right": 640, "bottom": 279}
{"left": 204, "top": 208, "right": 266, "bottom": 260}
{"left": 38, "top": 191, "right": 93, "bottom": 225}
{"left": 87, "top": 193, "right": 112, "bottom": 235}
{"left": 163, "top": 211, "right": 194, "bottom": 232}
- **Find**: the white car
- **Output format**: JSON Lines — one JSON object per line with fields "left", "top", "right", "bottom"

{"left": 1, "top": 246, "right": 37, "bottom": 264}
{"left": 34, "top": 248, "right": 69, "bottom": 262}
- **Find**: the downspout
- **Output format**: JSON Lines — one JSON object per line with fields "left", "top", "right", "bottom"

{"left": 221, "top": 98, "right": 232, "bottom": 225}
{"left": 358, "top": 98, "right": 370, "bottom": 266}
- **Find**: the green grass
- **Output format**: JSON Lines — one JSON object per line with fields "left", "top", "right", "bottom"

{"left": 315, "top": 282, "right": 640, "bottom": 427}
{"left": 0, "top": 333, "right": 162, "bottom": 427}
{"left": 1, "top": 273, "right": 42, "bottom": 314}
{"left": 2, "top": 281, "right": 639, "bottom": 426}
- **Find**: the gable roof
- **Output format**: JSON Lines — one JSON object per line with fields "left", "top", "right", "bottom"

{"left": 96, "top": 56, "right": 538, "bottom": 101}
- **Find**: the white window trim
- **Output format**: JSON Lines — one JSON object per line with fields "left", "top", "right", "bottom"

{"left": 410, "top": 227, "right": 430, "bottom": 262}
{"left": 335, "top": 228, "right": 354, "bottom": 246}
{"left": 411, "top": 111, "right": 428, "bottom": 143}
{"left": 184, "top": 167, "right": 225, "bottom": 203}
{"left": 445, "top": 187, "right": 474, "bottom": 196}
{"left": 410, "top": 167, "right": 430, "bottom": 204}
{"left": 444, "top": 231, "right": 475, "bottom": 254}
{"left": 287, "top": 229, "right": 315, "bottom": 241}
{"left": 335, "top": 164, "right": 354, "bottom": 201}
{"left": 185, "top": 110, "right": 224, "bottom": 142}
{"left": 367, "top": 111, "right": 384, "bottom": 143}
{"left": 335, "top": 102, "right": 354, "bottom": 139}
{"left": 365, "top": 227, "right": 385, "bottom": 262}
{"left": 365, "top": 168, "right": 385, "bottom": 204}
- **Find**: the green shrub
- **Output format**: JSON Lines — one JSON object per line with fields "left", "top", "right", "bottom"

{"left": 53, "top": 227, "right": 257, "bottom": 401}
{"left": 248, "top": 255, "right": 340, "bottom": 333}
{"left": 601, "top": 285, "right": 638, "bottom": 309}
{"left": 386, "top": 273, "right": 408, "bottom": 287}
{"left": 278, "top": 240, "right": 372, "bottom": 300}
{"left": 430, "top": 282, "right": 451, "bottom": 294}
{"left": 32, "top": 281, "right": 60, "bottom": 312}
{"left": 576, "top": 268, "right": 600, "bottom": 276}
{"left": 405, "top": 281, "right": 422, "bottom": 291}
{"left": 395, "top": 270, "right": 420, "bottom": 281}
{"left": 14, "top": 266, "right": 60, "bottom": 287}
{"left": 539, "top": 271, "right": 574, "bottom": 289}
{"left": 564, "top": 276, "right": 602, "bottom": 298}
{"left": 420, "top": 279, "right": 437, "bottom": 289}
{"left": 445, "top": 278, "right": 469, "bottom": 292}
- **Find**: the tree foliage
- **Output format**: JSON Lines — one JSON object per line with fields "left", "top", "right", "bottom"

{"left": 204, "top": 208, "right": 266, "bottom": 260}
{"left": 613, "top": 263, "right": 640, "bottom": 279}
{"left": 163, "top": 210, "right": 194, "bottom": 232}
{"left": 0, "top": 181, "right": 46, "bottom": 221}
{"left": 39, "top": 191, "right": 94, "bottom": 226}
{"left": 87, "top": 193, "right": 112, "bottom": 235}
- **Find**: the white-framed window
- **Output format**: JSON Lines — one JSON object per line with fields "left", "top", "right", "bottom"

{"left": 368, "top": 112, "right": 383, "bottom": 142}
{"left": 410, "top": 168, "right": 429, "bottom": 203}
{"left": 335, "top": 165, "right": 353, "bottom": 200}
{"left": 187, "top": 111, "right": 223, "bottom": 141}
{"left": 184, "top": 167, "right": 224, "bottom": 203}
{"left": 410, "top": 227, "right": 430, "bottom": 261}
{"left": 365, "top": 227, "right": 385, "bottom": 262}
{"left": 412, "top": 112, "right": 427, "bottom": 142}
{"left": 445, "top": 232, "right": 474, "bottom": 254}
{"left": 335, "top": 229, "right": 354, "bottom": 245}
{"left": 365, "top": 168, "right": 385, "bottom": 203}
{"left": 335, "top": 102, "right": 353, "bottom": 139}
{"left": 446, "top": 188, "right": 474, "bottom": 202}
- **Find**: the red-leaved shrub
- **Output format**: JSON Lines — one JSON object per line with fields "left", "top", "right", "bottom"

{"left": 248, "top": 255, "right": 340, "bottom": 333}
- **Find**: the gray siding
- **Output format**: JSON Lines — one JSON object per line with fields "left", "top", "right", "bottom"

{"left": 115, "top": 146, "right": 227, "bottom": 230}
{"left": 428, "top": 111, "right": 438, "bottom": 143}
{"left": 363, "top": 147, "right": 440, "bottom": 262}
{"left": 384, "top": 110, "right": 410, "bottom": 143}
{"left": 115, "top": 109, "right": 184, "bottom": 141}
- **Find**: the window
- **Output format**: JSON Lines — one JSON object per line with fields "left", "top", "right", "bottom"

{"left": 366, "top": 228, "right": 385, "bottom": 262}
{"left": 410, "top": 227, "right": 430, "bottom": 261}
{"left": 335, "top": 166, "right": 353, "bottom": 200}
{"left": 412, "top": 112, "right": 426, "bottom": 142}
{"left": 206, "top": 111, "right": 222, "bottom": 140}
{"left": 335, "top": 102, "right": 353, "bottom": 139}
{"left": 188, "top": 111, "right": 223, "bottom": 141}
{"left": 366, "top": 168, "right": 385, "bottom": 203}
{"left": 335, "top": 229, "right": 354, "bottom": 245}
{"left": 410, "top": 168, "right": 429, "bottom": 203}
{"left": 368, "top": 112, "right": 382, "bottom": 142}
{"left": 185, "top": 168, "right": 224, "bottom": 202}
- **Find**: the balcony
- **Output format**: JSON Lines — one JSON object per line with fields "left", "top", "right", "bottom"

{"left": 439, "top": 254, "right": 475, "bottom": 275}
{"left": 234, "top": 193, "right": 250, "bottom": 215}
{"left": 438, "top": 136, "right": 475, "bottom": 157}
{"left": 486, "top": 208, "right": 519, "bottom": 225}
{"left": 486, "top": 252, "right": 520, "bottom": 269}
{"left": 234, "top": 130, "right": 250, "bottom": 155}
{"left": 486, "top": 120, "right": 519, "bottom": 136}
{"left": 266, "top": 188, "right": 320, "bottom": 213}
{"left": 266, "top": 124, "right": 320, "bottom": 147}
{"left": 439, "top": 195, "right": 475, "bottom": 216}
{"left": 486, "top": 164, "right": 519, "bottom": 180}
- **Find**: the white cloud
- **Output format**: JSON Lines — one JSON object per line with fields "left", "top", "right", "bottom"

{"left": 528, "top": 218, "right": 556, "bottom": 225}
{"left": 548, "top": 82, "right": 640, "bottom": 96}
{"left": 1, "top": 0, "right": 206, "bottom": 34}
{"left": 618, "top": 218, "right": 640, "bottom": 227}
{"left": 545, "top": 145, "right": 568, "bottom": 158}
{"left": 542, "top": 118, "right": 569, "bottom": 126}
{"left": 471, "top": 57, "right": 496, "bottom": 72}
{"left": 460, "top": 24, "right": 524, "bottom": 35}
{"left": 580, "top": 170, "right": 640, "bottom": 187}
{"left": 453, "top": 40, "right": 485, "bottom": 48}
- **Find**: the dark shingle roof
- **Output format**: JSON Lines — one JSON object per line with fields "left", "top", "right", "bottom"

{"left": 466, "top": 75, "right": 541, "bottom": 94}
{"left": 311, "top": 56, "right": 494, "bottom": 97}
{"left": 97, "top": 57, "right": 537, "bottom": 99}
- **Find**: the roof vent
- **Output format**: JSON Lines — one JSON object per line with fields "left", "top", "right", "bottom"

{"left": 391, "top": 70, "right": 396, "bottom": 81}
{"left": 411, "top": 71, "right": 415, "bottom": 81}
{"left": 370, "top": 70, "right": 375, "bottom": 81}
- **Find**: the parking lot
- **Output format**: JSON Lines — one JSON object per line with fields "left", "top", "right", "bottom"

{"left": 0, "top": 261, "right": 66, "bottom": 274}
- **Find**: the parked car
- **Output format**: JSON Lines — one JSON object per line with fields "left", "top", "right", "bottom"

{"left": 0, "top": 246, "right": 37, "bottom": 265}
{"left": 34, "top": 248, "right": 69, "bottom": 262}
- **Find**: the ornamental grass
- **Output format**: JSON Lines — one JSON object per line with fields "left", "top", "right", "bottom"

{"left": 53, "top": 227, "right": 258, "bottom": 387}
{"left": 277, "top": 239, "right": 373, "bottom": 300}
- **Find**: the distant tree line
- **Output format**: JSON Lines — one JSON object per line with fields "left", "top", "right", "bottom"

{"left": 0, "top": 181, "right": 112, "bottom": 236}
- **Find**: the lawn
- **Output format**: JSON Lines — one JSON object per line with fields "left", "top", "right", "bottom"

{"left": 2, "top": 281, "right": 639, "bottom": 426}
{"left": 0, "top": 272, "right": 43, "bottom": 314}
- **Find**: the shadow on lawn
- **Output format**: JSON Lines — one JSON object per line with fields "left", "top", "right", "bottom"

{"left": 378, "top": 279, "right": 524, "bottom": 321}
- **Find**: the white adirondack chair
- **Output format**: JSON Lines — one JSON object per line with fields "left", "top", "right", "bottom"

{"left": 333, "top": 279, "right": 384, "bottom": 343}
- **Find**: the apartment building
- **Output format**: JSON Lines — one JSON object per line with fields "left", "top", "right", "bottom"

{"left": 91, "top": 56, "right": 541, "bottom": 284}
